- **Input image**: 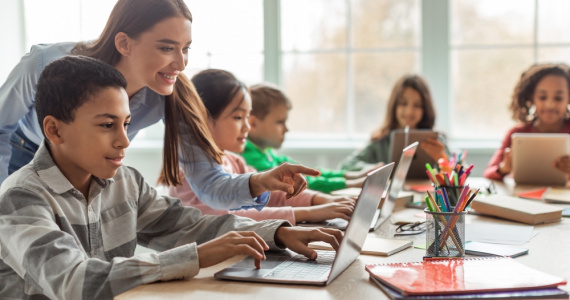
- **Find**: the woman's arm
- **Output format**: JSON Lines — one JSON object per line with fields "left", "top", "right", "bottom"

{"left": 0, "top": 43, "right": 75, "bottom": 184}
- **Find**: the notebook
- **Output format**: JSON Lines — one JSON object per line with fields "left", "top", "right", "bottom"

{"left": 365, "top": 257, "right": 566, "bottom": 296}
{"left": 470, "top": 195, "right": 563, "bottom": 225}
{"left": 214, "top": 163, "right": 394, "bottom": 286}
{"left": 389, "top": 129, "right": 438, "bottom": 179}
{"left": 511, "top": 133, "right": 569, "bottom": 186}
{"left": 517, "top": 187, "right": 570, "bottom": 204}
{"left": 464, "top": 241, "right": 528, "bottom": 258}
{"left": 301, "top": 142, "right": 417, "bottom": 231}
{"left": 308, "top": 236, "right": 412, "bottom": 256}
{"left": 369, "top": 275, "right": 569, "bottom": 300}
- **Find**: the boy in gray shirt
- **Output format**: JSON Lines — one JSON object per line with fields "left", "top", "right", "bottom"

{"left": 0, "top": 56, "right": 342, "bottom": 300}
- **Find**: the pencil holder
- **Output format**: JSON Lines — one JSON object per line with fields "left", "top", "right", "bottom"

{"left": 424, "top": 208, "right": 466, "bottom": 257}
{"left": 436, "top": 185, "right": 465, "bottom": 207}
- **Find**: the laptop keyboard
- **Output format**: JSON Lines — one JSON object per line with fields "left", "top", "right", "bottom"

{"left": 264, "top": 250, "right": 336, "bottom": 280}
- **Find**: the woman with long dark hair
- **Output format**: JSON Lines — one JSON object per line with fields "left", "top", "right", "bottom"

{"left": 0, "top": 0, "right": 317, "bottom": 209}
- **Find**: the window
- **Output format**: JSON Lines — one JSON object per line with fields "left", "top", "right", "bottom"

{"left": 184, "top": 0, "right": 264, "bottom": 83}
{"left": 280, "top": 0, "right": 421, "bottom": 139}
{"left": 21, "top": 0, "right": 264, "bottom": 142}
{"left": 450, "top": 0, "right": 570, "bottom": 140}
{"left": 10, "top": 0, "right": 570, "bottom": 146}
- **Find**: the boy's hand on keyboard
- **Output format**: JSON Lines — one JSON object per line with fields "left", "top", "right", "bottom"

{"left": 197, "top": 231, "right": 269, "bottom": 269}
{"left": 275, "top": 227, "right": 343, "bottom": 260}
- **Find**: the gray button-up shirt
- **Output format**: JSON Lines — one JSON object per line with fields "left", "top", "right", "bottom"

{"left": 0, "top": 142, "right": 287, "bottom": 300}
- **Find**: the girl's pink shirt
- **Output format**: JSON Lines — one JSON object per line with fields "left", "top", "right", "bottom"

{"left": 483, "top": 120, "right": 570, "bottom": 180}
{"left": 169, "top": 151, "right": 316, "bottom": 225}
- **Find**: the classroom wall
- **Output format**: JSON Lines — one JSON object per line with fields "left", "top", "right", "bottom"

{"left": 0, "top": 0, "right": 25, "bottom": 83}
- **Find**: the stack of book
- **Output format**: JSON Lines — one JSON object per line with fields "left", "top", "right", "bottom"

{"left": 366, "top": 257, "right": 568, "bottom": 299}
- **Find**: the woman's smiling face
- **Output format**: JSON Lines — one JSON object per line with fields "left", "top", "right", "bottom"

{"left": 120, "top": 16, "right": 192, "bottom": 96}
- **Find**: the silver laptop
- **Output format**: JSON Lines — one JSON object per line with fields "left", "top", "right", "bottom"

{"left": 214, "top": 163, "right": 394, "bottom": 286}
{"left": 370, "top": 142, "right": 418, "bottom": 231}
{"left": 512, "top": 133, "right": 569, "bottom": 186}
{"left": 301, "top": 142, "right": 417, "bottom": 231}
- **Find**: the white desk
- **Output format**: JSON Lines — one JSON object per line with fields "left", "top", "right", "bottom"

{"left": 116, "top": 179, "right": 570, "bottom": 299}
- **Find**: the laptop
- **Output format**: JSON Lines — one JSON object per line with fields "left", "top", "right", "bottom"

{"left": 369, "top": 142, "right": 418, "bottom": 231}
{"left": 302, "top": 142, "right": 418, "bottom": 231}
{"left": 511, "top": 133, "right": 569, "bottom": 186}
{"left": 214, "top": 163, "right": 394, "bottom": 286}
{"left": 388, "top": 128, "right": 438, "bottom": 179}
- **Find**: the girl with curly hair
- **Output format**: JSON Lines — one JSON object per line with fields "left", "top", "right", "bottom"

{"left": 483, "top": 63, "right": 570, "bottom": 180}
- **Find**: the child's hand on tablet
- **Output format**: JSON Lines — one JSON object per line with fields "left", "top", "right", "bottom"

{"left": 498, "top": 147, "right": 513, "bottom": 176}
{"left": 554, "top": 155, "right": 570, "bottom": 175}
{"left": 420, "top": 138, "right": 446, "bottom": 161}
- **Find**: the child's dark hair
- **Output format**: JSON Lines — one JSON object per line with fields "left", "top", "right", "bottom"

{"left": 35, "top": 55, "right": 127, "bottom": 137}
{"left": 191, "top": 69, "right": 247, "bottom": 119}
{"left": 249, "top": 83, "right": 292, "bottom": 120}
{"left": 510, "top": 63, "right": 570, "bottom": 123}
{"left": 371, "top": 74, "right": 435, "bottom": 141}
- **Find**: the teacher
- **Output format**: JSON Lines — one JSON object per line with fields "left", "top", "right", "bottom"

{"left": 0, "top": 0, "right": 318, "bottom": 209}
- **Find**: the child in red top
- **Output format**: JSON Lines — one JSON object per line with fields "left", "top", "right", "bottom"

{"left": 483, "top": 63, "right": 570, "bottom": 180}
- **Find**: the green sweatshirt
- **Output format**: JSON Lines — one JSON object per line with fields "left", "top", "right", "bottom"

{"left": 242, "top": 140, "right": 346, "bottom": 193}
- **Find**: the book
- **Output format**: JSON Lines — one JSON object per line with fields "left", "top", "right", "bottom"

{"left": 369, "top": 275, "right": 569, "bottom": 300}
{"left": 309, "top": 236, "right": 412, "bottom": 256}
{"left": 515, "top": 187, "right": 549, "bottom": 200}
{"left": 470, "top": 195, "right": 562, "bottom": 225}
{"left": 516, "top": 187, "right": 570, "bottom": 203}
{"left": 464, "top": 241, "right": 528, "bottom": 258}
{"left": 542, "top": 188, "right": 570, "bottom": 203}
{"left": 365, "top": 257, "right": 566, "bottom": 296}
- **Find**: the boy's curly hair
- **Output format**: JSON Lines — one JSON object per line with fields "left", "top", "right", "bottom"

{"left": 510, "top": 63, "right": 570, "bottom": 123}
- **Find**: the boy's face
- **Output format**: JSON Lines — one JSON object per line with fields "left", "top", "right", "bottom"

{"left": 248, "top": 103, "right": 289, "bottom": 149}
{"left": 209, "top": 89, "right": 252, "bottom": 153}
{"left": 532, "top": 74, "right": 570, "bottom": 127}
{"left": 51, "top": 87, "right": 131, "bottom": 185}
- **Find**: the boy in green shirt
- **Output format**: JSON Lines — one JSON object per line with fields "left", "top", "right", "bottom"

{"left": 243, "top": 84, "right": 379, "bottom": 193}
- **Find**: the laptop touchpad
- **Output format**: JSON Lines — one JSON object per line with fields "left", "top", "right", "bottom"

{"left": 231, "top": 250, "right": 296, "bottom": 269}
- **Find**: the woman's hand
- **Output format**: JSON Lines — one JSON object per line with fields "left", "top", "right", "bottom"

{"left": 197, "top": 231, "right": 269, "bottom": 269}
{"left": 249, "top": 163, "right": 321, "bottom": 199}
{"left": 275, "top": 227, "right": 344, "bottom": 260}
{"left": 420, "top": 138, "right": 446, "bottom": 161}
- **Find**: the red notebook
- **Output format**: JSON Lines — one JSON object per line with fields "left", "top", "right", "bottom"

{"left": 365, "top": 257, "right": 566, "bottom": 296}
{"left": 516, "top": 187, "right": 549, "bottom": 200}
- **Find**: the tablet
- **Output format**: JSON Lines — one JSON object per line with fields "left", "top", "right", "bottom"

{"left": 388, "top": 129, "right": 438, "bottom": 179}
{"left": 511, "top": 133, "right": 569, "bottom": 186}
